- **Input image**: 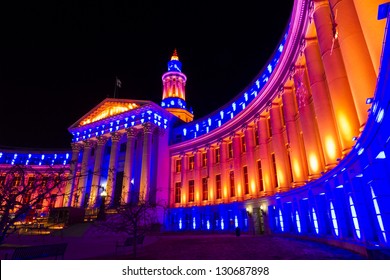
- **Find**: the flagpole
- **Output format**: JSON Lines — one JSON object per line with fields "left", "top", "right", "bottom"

{"left": 113, "top": 78, "right": 117, "bottom": 98}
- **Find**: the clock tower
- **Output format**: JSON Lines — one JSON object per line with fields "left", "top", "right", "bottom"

{"left": 161, "top": 49, "right": 194, "bottom": 123}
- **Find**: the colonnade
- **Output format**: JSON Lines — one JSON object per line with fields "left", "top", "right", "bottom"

{"left": 169, "top": 0, "right": 383, "bottom": 208}
{"left": 63, "top": 122, "right": 162, "bottom": 208}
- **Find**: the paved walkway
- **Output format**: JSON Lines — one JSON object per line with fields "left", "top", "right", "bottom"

{"left": 0, "top": 223, "right": 367, "bottom": 260}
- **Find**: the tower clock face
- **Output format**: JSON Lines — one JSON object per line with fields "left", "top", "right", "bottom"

{"left": 168, "top": 61, "right": 182, "bottom": 72}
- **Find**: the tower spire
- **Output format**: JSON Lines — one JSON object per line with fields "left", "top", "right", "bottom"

{"left": 161, "top": 49, "right": 194, "bottom": 123}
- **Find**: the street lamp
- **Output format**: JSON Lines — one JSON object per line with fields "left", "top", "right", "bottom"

{"left": 96, "top": 187, "right": 107, "bottom": 221}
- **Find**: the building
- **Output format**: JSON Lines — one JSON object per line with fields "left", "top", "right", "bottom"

{"left": 1, "top": 0, "right": 390, "bottom": 255}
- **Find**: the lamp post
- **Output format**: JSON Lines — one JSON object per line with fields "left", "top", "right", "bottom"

{"left": 96, "top": 187, "right": 107, "bottom": 221}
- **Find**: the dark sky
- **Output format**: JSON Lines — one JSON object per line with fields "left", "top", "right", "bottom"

{"left": 0, "top": 0, "right": 293, "bottom": 150}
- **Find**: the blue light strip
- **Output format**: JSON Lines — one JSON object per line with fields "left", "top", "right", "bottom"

{"left": 171, "top": 30, "right": 289, "bottom": 143}
{"left": 0, "top": 150, "right": 71, "bottom": 166}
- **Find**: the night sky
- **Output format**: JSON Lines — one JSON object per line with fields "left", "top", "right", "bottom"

{"left": 0, "top": 0, "right": 293, "bottom": 150}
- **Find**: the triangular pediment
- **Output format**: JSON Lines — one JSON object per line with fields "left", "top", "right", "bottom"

{"left": 71, "top": 98, "right": 150, "bottom": 128}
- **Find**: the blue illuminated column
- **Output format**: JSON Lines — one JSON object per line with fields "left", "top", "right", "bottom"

{"left": 90, "top": 136, "right": 107, "bottom": 207}
{"left": 77, "top": 140, "right": 94, "bottom": 208}
{"left": 122, "top": 127, "right": 137, "bottom": 204}
{"left": 63, "top": 142, "right": 82, "bottom": 207}
{"left": 106, "top": 132, "right": 122, "bottom": 206}
{"left": 140, "top": 122, "right": 154, "bottom": 201}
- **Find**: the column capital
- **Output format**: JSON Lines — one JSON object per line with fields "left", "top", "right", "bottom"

{"left": 142, "top": 122, "right": 155, "bottom": 134}
{"left": 83, "top": 140, "right": 94, "bottom": 149}
{"left": 96, "top": 136, "right": 108, "bottom": 146}
{"left": 110, "top": 132, "right": 122, "bottom": 142}
{"left": 71, "top": 142, "right": 83, "bottom": 151}
{"left": 126, "top": 127, "right": 138, "bottom": 138}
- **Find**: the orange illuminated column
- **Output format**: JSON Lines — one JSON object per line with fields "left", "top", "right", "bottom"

{"left": 181, "top": 153, "right": 188, "bottom": 205}
{"left": 282, "top": 86, "right": 308, "bottom": 186}
{"left": 270, "top": 102, "right": 290, "bottom": 192}
{"left": 194, "top": 150, "right": 202, "bottom": 204}
{"left": 353, "top": 0, "right": 386, "bottom": 76}
{"left": 293, "top": 66, "right": 325, "bottom": 178}
{"left": 77, "top": 140, "right": 94, "bottom": 208}
{"left": 232, "top": 133, "right": 243, "bottom": 200}
{"left": 140, "top": 123, "right": 154, "bottom": 201}
{"left": 106, "top": 132, "right": 122, "bottom": 205}
{"left": 244, "top": 125, "right": 257, "bottom": 196}
{"left": 219, "top": 140, "right": 229, "bottom": 202}
{"left": 258, "top": 116, "right": 273, "bottom": 195}
{"left": 304, "top": 38, "right": 341, "bottom": 168}
{"left": 90, "top": 136, "right": 108, "bottom": 207}
{"left": 206, "top": 146, "right": 215, "bottom": 203}
{"left": 329, "top": 0, "right": 377, "bottom": 128}
{"left": 122, "top": 128, "right": 137, "bottom": 204}
{"left": 313, "top": 1, "right": 360, "bottom": 154}
{"left": 63, "top": 142, "right": 82, "bottom": 207}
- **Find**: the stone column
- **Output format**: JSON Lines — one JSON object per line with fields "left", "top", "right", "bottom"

{"left": 106, "top": 132, "right": 122, "bottom": 206}
{"left": 282, "top": 86, "right": 307, "bottom": 186}
{"left": 219, "top": 140, "right": 229, "bottom": 202}
{"left": 206, "top": 146, "right": 214, "bottom": 202}
{"left": 258, "top": 116, "right": 273, "bottom": 195}
{"left": 352, "top": 0, "right": 386, "bottom": 75}
{"left": 313, "top": 1, "right": 360, "bottom": 154}
{"left": 294, "top": 66, "right": 325, "bottom": 178}
{"left": 244, "top": 126, "right": 257, "bottom": 197}
{"left": 63, "top": 142, "right": 82, "bottom": 207}
{"left": 304, "top": 38, "right": 341, "bottom": 168}
{"left": 77, "top": 140, "right": 93, "bottom": 208}
{"left": 270, "top": 103, "right": 290, "bottom": 192}
{"left": 90, "top": 136, "right": 107, "bottom": 207}
{"left": 140, "top": 122, "right": 154, "bottom": 201}
{"left": 180, "top": 153, "right": 188, "bottom": 205}
{"left": 122, "top": 127, "right": 137, "bottom": 204}
{"left": 328, "top": 0, "right": 377, "bottom": 128}
{"left": 232, "top": 133, "right": 243, "bottom": 200}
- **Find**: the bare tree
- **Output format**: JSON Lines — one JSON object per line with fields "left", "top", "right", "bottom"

{"left": 0, "top": 164, "right": 71, "bottom": 244}
{"left": 95, "top": 192, "right": 166, "bottom": 258}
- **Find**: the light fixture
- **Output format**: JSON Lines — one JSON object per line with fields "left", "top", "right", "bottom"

{"left": 366, "top": 98, "right": 373, "bottom": 104}
{"left": 352, "top": 136, "right": 358, "bottom": 141}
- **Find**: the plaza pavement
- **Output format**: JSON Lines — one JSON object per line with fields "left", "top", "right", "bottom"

{"left": 0, "top": 222, "right": 368, "bottom": 260}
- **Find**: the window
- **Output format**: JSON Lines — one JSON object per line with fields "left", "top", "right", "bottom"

{"left": 215, "top": 147, "right": 220, "bottom": 164}
{"left": 312, "top": 207, "right": 319, "bottom": 234}
{"left": 229, "top": 171, "right": 235, "bottom": 197}
{"left": 202, "top": 178, "right": 208, "bottom": 201}
{"left": 216, "top": 174, "right": 222, "bottom": 199}
{"left": 175, "top": 182, "right": 181, "bottom": 203}
{"left": 267, "top": 117, "right": 272, "bottom": 137}
{"left": 202, "top": 152, "right": 207, "bottom": 167}
{"left": 278, "top": 209, "right": 284, "bottom": 232}
{"left": 12, "top": 176, "right": 21, "bottom": 187}
{"left": 175, "top": 159, "right": 181, "bottom": 173}
{"left": 349, "top": 195, "right": 361, "bottom": 239}
{"left": 370, "top": 186, "right": 387, "bottom": 242}
{"left": 295, "top": 210, "right": 301, "bottom": 233}
{"left": 243, "top": 166, "right": 249, "bottom": 194}
{"left": 280, "top": 104, "right": 286, "bottom": 127}
{"left": 0, "top": 175, "right": 5, "bottom": 186}
{"left": 241, "top": 135, "right": 246, "bottom": 153}
{"left": 257, "top": 160, "right": 264, "bottom": 192}
{"left": 228, "top": 142, "right": 233, "bottom": 158}
{"left": 271, "top": 153, "right": 278, "bottom": 187}
{"left": 49, "top": 194, "right": 57, "bottom": 208}
{"left": 188, "top": 180, "right": 194, "bottom": 202}
{"left": 119, "top": 142, "right": 126, "bottom": 153}
{"left": 254, "top": 126, "right": 259, "bottom": 146}
{"left": 27, "top": 176, "right": 35, "bottom": 187}
{"left": 189, "top": 155, "right": 195, "bottom": 170}
{"left": 329, "top": 201, "right": 339, "bottom": 236}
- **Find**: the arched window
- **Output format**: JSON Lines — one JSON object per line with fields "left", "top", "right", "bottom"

{"left": 329, "top": 201, "right": 339, "bottom": 237}
{"left": 295, "top": 210, "right": 301, "bottom": 233}
{"left": 312, "top": 208, "right": 319, "bottom": 234}
{"left": 349, "top": 195, "right": 361, "bottom": 239}
{"left": 278, "top": 209, "right": 284, "bottom": 232}
{"left": 370, "top": 187, "right": 387, "bottom": 243}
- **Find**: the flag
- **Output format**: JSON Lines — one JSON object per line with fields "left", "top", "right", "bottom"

{"left": 116, "top": 77, "right": 122, "bottom": 88}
